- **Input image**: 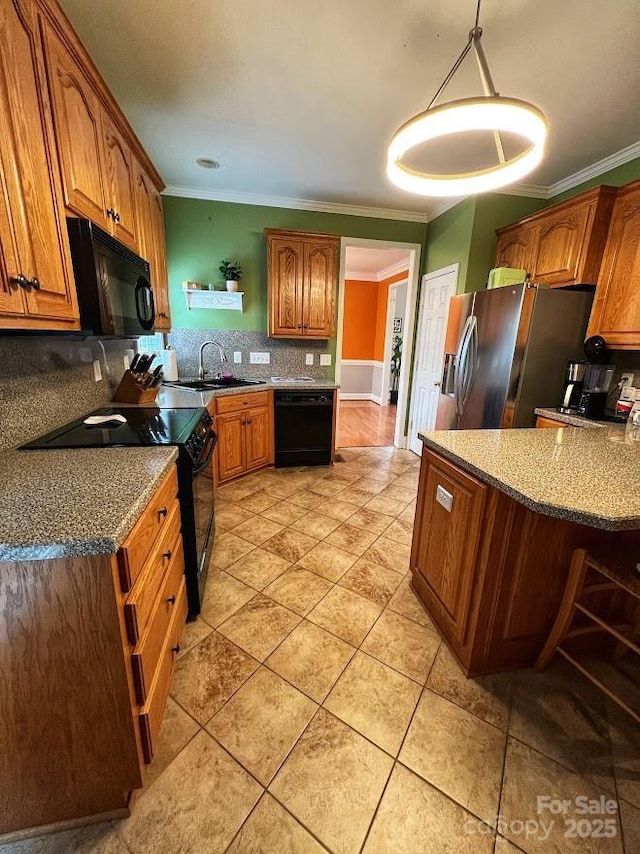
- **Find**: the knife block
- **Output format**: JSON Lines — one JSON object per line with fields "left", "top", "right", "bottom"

{"left": 113, "top": 370, "right": 159, "bottom": 405}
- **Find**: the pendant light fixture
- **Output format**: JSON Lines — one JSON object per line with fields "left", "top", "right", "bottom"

{"left": 386, "top": 0, "right": 548, "bottom": 197}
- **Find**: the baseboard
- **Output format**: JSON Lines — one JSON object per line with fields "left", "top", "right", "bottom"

{"left": 371, "top": 394, "right": 383, "bottom": 405}
{"left": 340, "top": 393, "right": 374, "bottom": 401}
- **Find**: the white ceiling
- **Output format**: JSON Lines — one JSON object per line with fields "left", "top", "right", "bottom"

{"left": 60, "top": 0, "right": 640, "bottom": 220}
{"left": 345, "top": 247, "right": 410, "bottom": 280}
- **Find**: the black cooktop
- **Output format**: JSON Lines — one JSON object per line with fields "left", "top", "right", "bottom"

{"left": 21, "top": 406, "right": 206, "bottom": 449}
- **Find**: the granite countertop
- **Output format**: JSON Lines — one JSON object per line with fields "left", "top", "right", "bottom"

{"left": 0, "top": 446, "right": 178, "bottom": 561}
{"left": 534, "top": 407, "right": 612, "bottom": 429}
{"left": 419, "top": 426, "right": 640, "bottom": 531}
{"left": 157, "top": 379, "right": 339, "bottom": 409}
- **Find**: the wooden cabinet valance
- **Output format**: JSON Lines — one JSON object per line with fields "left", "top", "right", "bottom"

{"left": 495, "top": 185, "right": 616, "bottom": 288}
{"left": 265, "top": 228, "right": 339, "bottom": 339}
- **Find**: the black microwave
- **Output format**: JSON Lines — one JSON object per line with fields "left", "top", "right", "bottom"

{"left": 67, "top": 218, "right": 155, "bottom": 336}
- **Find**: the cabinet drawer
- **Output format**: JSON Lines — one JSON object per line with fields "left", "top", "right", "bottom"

{"left": 118, "top": 466, "right": 179, "bottom": 591}
{"left": 132, "top": 534, "right": 185, "bottom": 705}
{"left": 535, "top": 416, "right": 568, "bottom": 429}
{"left": 124, "top": 499, "right": 181, "bottom": 644}
{"left": 216, "top": 390, "right": 270, "bottom": 414}
{"left": 139, "top": 579, "right": 187, "bottom": 763}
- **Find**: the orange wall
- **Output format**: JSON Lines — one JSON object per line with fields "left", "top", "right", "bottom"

{"left": 373, "top": 270, "right": 409, "bottom": 361}
{"left": 342, "top": 280, "right": 378, "bottom": 359}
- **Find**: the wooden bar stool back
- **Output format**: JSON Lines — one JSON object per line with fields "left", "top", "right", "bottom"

{"left": 535, "top": 547, "right": 640, "bottom": 724}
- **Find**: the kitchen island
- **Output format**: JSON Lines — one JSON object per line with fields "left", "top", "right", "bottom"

{"left": 411, "top": 426, "right": 640, "bottom": 676}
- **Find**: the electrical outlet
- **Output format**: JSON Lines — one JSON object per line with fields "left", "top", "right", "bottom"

{"left": 305, "top": 353, "right": 314, "bottom": 366}
{"left": 249, "top": 352, "right": 271, "bottom": 365}
{"left": 92, "top": 360, "right": 102, "bottom": 382}
{"left": 233, "top": 351, "right": 242, "bottom": 364}
{"left": 436, "top": 484, "right": 453, "bottom": 512}
{"left": 320, "top": 354, "right": 332, "bottom": 366}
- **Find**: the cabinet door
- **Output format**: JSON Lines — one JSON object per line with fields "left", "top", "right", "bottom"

{"left": 102, "top": 111, "right": 137, "bottom": 250}
{"left": 411, "top": 452, "right": 486, "bottom": 650}
{"left": 245, "top": 405, "right": 272, "bottom": 471}
{"left": 216, "top": 411, "right": 246, "bottom": 482}
{"left": 150, "top": 186, "right": 170, "bottom": 329}
{"left": 0, "top": 161, "right": 27, "bottom": 317}
{"left": 531, "top": 202, "right": 592, "bottom": 287}
{"left": 0, "top": 0, "right": 79, "bottom": 326}
{"left": 494, "top": 224, "right": 535, "bottom": 274}
{"left": 267, "top": 237, "right": 304, "bottom": 336}
{"left": 41, "top": 23, "right": 108, "bottom": 225}
{"left": 588, "top": 184, "right": 640, "bottom": 348}
{"left": 303, "top": 240, "right": 337, "bottom": 337}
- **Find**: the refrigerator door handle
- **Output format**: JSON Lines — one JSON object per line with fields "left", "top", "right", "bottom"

{"left": 454, "top": 315, "right": 474, "bottom": 417}
{"left": 461, "top": 317, "right": 479, "bottom": 407}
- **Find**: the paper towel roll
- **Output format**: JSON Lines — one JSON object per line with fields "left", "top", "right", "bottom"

{"left": 161, "top": 348, "right": 178, "bottom": 381}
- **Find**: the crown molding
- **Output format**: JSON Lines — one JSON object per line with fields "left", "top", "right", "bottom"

{"left": 377, "top": 258, "right": 410, "bottom": 281}
{"left": 427, "top": 197, "right": 467, "bottom": 219}
{"left": 343, "top": 270, "right": 378, "bottom": 282}
{"left": 162, "top": 185, "right": 429, "bottom": 223}
{"left": 497, "top": 183, "right": 551, "bottom": 199}
{"left": 547, "top": 139, "right": 640, "bottom": 197}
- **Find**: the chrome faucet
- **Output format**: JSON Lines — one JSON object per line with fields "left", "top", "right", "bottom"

{"left": 198, "top": 340, "right": 228, "bottom": 380}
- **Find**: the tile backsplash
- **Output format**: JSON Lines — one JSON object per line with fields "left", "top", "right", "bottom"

{"left": 167, "top": 329, "right": 333, "bottom": 380}
{"left": 0, "top": 336, "right": 133, "bottom": 451}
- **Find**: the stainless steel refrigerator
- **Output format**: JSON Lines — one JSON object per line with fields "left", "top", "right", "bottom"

{"left": 435, "top": 283, "right": 594, "bottom": 430}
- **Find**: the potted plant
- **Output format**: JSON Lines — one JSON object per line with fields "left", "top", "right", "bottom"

{"left": 219, "top": 259, "right": 243, "bottom": 292}
{"left": 390, "top": 334, "right": 402, "bottom": 405}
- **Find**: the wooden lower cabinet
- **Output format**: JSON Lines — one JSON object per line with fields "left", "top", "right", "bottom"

{"left": 535, "top": 415, "right": 568, "bottom": 429}
{"left": 214, "top": 391, "right": 274, "bottom": 484}
{"left": 0, "top": 465, "right": 186, "bottom": 840}
{"left": 411, "top": 449, "right": 639, "bottom": 676}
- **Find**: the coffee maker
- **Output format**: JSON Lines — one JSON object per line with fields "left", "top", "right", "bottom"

{"left": 577, "top": 363, "right": 615, "bottom": 418}
{"left": 558, "top": 361, "right": 586, "bottom": 413}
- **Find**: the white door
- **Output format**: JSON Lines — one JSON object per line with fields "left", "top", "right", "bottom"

{"left": 408, "top": 266, "right": 458, "bottom": 455}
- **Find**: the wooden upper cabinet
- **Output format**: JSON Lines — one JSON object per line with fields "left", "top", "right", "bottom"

{"left": 266, "top": 228, "right": 339, "bottom": 338}
{"left": 267, "top": 236, "right": 304, "bottom": 336}
{"left": 41, "top": 22, "right": 108, "bottom": 226}
{"left": 304, "top": 240, "right": 338, "bottom": 337}
{"left": 134, "top": 162, "right": 169, "bottom": 328}
{"left": 587, "top": 180, "right": 640, "bottom": 349}
{"left": 101, "top": 111, "right": 137, "bottom": 250}
{"left": 0, "top": 0, "right": 79, "bottom": 328}
{"left": 150, "top": 186, "right": 170, "bottom": 329}
{"left": 494, "top": 222, "right": 536, "bottom": 275}
{"left": 495, "top": 186, "right": 616, "bottom": 288}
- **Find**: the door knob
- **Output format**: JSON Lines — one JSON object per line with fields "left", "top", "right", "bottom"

{"left": 434, "top": 381, "right": 441, "bottom": 387}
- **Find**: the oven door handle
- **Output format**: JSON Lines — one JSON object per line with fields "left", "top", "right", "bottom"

{"left": 193, "top": 431, "right": 217, "bottom": 475}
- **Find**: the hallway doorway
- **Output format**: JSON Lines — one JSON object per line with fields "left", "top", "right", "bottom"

{"left": 335, "top": 239, "right": 421, "bottom": 449}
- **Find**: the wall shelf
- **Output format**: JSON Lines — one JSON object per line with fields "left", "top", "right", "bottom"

{"left": 182, "top": 288, "right": 244, "bottom": 312}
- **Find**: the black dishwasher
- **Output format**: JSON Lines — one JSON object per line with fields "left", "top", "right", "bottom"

{"left": 274, "top": 390, "right": 334, "bottom": 467}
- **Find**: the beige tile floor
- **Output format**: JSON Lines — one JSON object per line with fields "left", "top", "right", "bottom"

{"left": 4, "top": 446, "right": 639, "bottom": 854}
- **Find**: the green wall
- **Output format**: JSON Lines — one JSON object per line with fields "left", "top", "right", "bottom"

{"left": 423, "top": 198, "right": 476, "bottom": 290}
{"left": 163, "top": 196, "right": 427, "bottom": 332}
{"left": 423, "top": 193, "right": 545, "bottom": 293}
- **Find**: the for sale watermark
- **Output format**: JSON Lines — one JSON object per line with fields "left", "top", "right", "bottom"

{"left": 463, "top": 794, "right": 619, "bottom": 842}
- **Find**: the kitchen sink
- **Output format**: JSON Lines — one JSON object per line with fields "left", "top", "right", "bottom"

{"left": 164, "top": 378, "right": 267, "bottom": 391}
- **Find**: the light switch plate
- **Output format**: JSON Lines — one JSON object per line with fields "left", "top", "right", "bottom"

{"left": 320, "top": 354, "right": 332, "bottom": 366}
{"left": 92, "top": 360, "right": 102, "bottom": 382}
{"left": 233, "top": 351, "right": 242, "bottom": 364}
{"left": 249, "top": 351, "right": 270, "bottom": 365}
{"left": 436, "top": 484, "right": 453, "bottom": 512}
{"left": 305, "top": 353, "right": 314, "bottom": 366}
